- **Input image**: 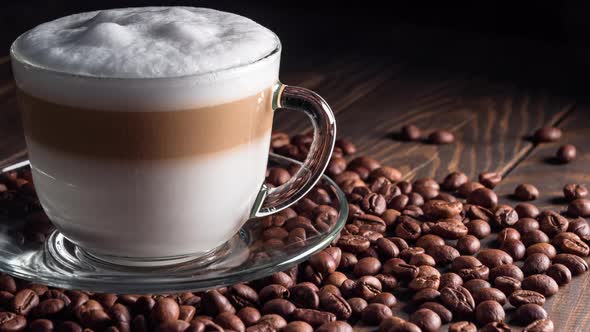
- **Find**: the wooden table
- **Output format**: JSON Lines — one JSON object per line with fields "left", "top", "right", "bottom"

{"left": 1, "top": 25, "right": 589, "bottom": 331}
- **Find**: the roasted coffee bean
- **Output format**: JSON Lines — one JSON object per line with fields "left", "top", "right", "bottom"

{"left": 0, "top": 276, "right": 16, "bottom": 294}
{"left": 346, "top": 297, "right": 367, "bottom": 318}
{"left": 381, "top": 209, "right": 401, "bottom": 227}
{"left": 493, "top": 206, "right": 519, "bottom": 228}
{"left": 131, "top": 315, "right": 148, "bottom": 332}
{"left": 475, "top": 301, "right": 505, "bottom": 325}
{"left": 29, "top": 319, "right": 53, "bottom": 332}
{"left": 440, "top": 286, "right": 475, "bottom": 315}
{"left": 361, "top": 194, "right": 387, "bottom": 216}
{"left": 538, "top": 211, "right": 569, "bottom": 236}
{"left": 370, "top": 167, "right": 402, "bottom": 184}
{"left": 154, "top": 320, "right": 190, "bottom": 332}
{"left": 261, "top": 299, "right": 295, "bottom": 317}
{"left": 428, "top": 130, "right": 454, "bottom": 144}
{"left": 400, "top": 125, "right": 421, "bottom": 141}
{"left": 417, "top": 265, "right": 441, "bottom": 279}
{"left": 399, "top": 247, "right": 425, "bottom": 262}
{"left": 515, "top": 203, "right": 540, "bottom": 219}
{"left": 367, "top": 292, "right": 395, "bottom": 309}
{"left": 431, "top": 219, "right": 468, "bottom": 239}
{"left": 494, "top": 276, "right": 521, "bottom": 296}
{"left": 324, "top": 272, "right": 347, "bottom": 288}
{"left": 266, "top": 168, "right": 291, "bottom": 186}
{"left": 316, "top": 321, "right": 353, "bottom": 332}
{"left": 409, "top": 308, "right": 441, "bottom": 332}
{"left": 553, "top": 254, "right": 589, "bottom": 275}
{"left": 422, "top": 200, "right": 463, "bottom": 218}
{"left": 227, "top": 284, "right": 259, "bottom": 309}
{"left": 258, "top": 314, "right": 288, "bottom": 330}
{"left": 546, "top": 264, "right": 572, "bottom": 285}
{"left": 35, "top": 299, "right": 65, "bottom": 317}
{"left": 291, "top": 309, "right": 335, "bottom": 327}
{"left": 259, "top": 284, "right": 289, "bottom": 303}
{"left": 337, "top": 235, "right": 370, "bottom": 254}
{"left": 237, "top": 307, "right": 261, "bottom": 327}
{"left": 514, "top": 218, "right": 540, "bottom": 234}
{"left": 151, "top": 298, "right": 180, "bottom": 324}
{"left": 390, "top": 263, "right": 419, "bottom": 281}
{"left": 375, "top": 274, "right": 397, "bottom": 291}
{"left": 408, "top": 274, "right": 440, "bottom": 291}
{"left": 334, "top": 138, "right": 356, "bottom": 156}
{"left": 0, "top": 312, "right": 26, "bottom": 332}
{"left": 472, "top": 288, "right": 507, "bottom": 305}
{"left": 11, "top": 288, "right": 39, "bottom": 315}
{"left": 361, "top": 303, "right": 392, "bottom": 325}
{"left": 568, "top": 198, "right": 590, "bottom": 217}
{"left": 0, "top": 292, "right": 13, "bottom": 307}
{"left": 467, "top": 188, "right": 498, "bottom": 209}
{"left": 412, "top": 288, "right": 441, "bottom": 304}
{"left": 556, "top": 144, "right": 577, "bottom": 163}
{"left": 326, "top": 157, "right": 347, "bottom": 177}
{"left": 523, "top": 232, "right": 551, "bottom": 248}
{"left": 394, "top": 217, "right": 422, "bottom": 241}
{"left": 214, "top": 313, "right": 245, "bottom": 332}
{"left": 369, "top": 177, "right": 396, "bottom": 200}
{"left": 457, "top": 265, "right": 490, "bottom": 281}
{"left": 309, "top": 251, "right": 337, "bottom": 275}
{"left": 409, "top": 254, "right": 435, "bottom": 267}
{"left": 320, "top": 285, "right": 341, "bottom": 297}
{"left": 463, "top": 279, "right": 491, "bottom": 294}
{"left": 451, "top": 255, "right": 483, "bottom": 271}
{"left": 564, "top": 183, "right": 589, "bottom": 201}
{"left": 419, "top": 302, "right": 452, "bottom": 323}
{"left": 521, "top": 275, "right": 558, "bottom": 297}
{"left": 289, "top": 284, "right": 319, "bottom": 309}
{"left": 201, "top": 290, "right": 235, "bottom": 316}
{"left": 508, "top": 290, "right": 545, "bottom": 307}
{"left": 318, "top": 292, "right": 351, "bottom": 320}
{"left": 479, "top": 172, "right": 502, "bottom": 189}
{"left": 415, "top": 235, "right": 444, "bottom": 251}
{"left": 496, "top": 228, "right": 521, "bottom": 245}
{"left": 514, "top": 184, "right": 539, "bottom": 201}
{"left": 353, "top": 257, "right": 382, "bottom": 277}
{"left": 533, "top": 127, "right": 562, "bottom": 142}
{"left": 466, "top": 219, "right": 491, "bottom": 239}
{"left": 375, "top": 238, "right": 400, "bottom": 259}
{"left": 477, "top": 249, "right": 513, "bottom": 268}
{"left": 456, "top": 235, "right": 480, "bottom": 255}
{"left": 177, "top": 306, "right": 195, "bottom": 322}
{"left": 283, "top": 320, "right": 313, "bottom": 332}
{"left": 568, "top": 217, "right": 590, "bottom": 239}
{"left": 515, "top": 304, "right": 547, "bottom": 325}
{"left": 442, "top": 171, "right": 469, "bottom": 191}
{"left": 440, "top": 273, "right": 463, "bottom": 289}
{"left": 555, "top": 235, "right": 589, "bottom": 256}
{"left": 348, "top": 157, "right": 381, "bottom": 172}
{"left": 448, "top": 321, "right": 477, "bottom": 332}
{"left": 523, "top": 319, "right": 555, "bottom": 332}
{"left": 436, "top": 192, "right": 457, "bottom": 202}
{"left": 352, "top": 276, "right": 382, "bottom": 300}
{"left": 489, "top": 264, "right": 524, "bottom": 281}
{"left": 500, "top": 239, "right": 526, "bottom": 260}
{"left": 458, "top": 182, "right": 485, "bottom": 198}
{"left": 480, "top": 322, "right": 512, "bottom": 332}
{"left": 389, "top": 194, "right": 409, "bottom": 211}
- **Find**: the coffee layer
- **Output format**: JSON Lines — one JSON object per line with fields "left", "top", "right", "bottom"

{"left": 19, "top": 88, "right": 274, "bottom": 160}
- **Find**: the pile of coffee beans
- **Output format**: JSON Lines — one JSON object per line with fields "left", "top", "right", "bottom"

{"left": 0, "top": 128, "right": 587, "bottom": 332}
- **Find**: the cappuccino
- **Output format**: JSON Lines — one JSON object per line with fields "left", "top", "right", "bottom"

{"left": 11, "top": 7, "right": 280, "bottom": 258}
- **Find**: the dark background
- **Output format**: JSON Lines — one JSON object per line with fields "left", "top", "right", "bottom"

{"left": 1, "top": 1, "right": 589, "bottom": 96}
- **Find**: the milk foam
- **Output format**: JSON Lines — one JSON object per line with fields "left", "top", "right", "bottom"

{"left": 11, "top": 7, "right": 281, "bottom": 110}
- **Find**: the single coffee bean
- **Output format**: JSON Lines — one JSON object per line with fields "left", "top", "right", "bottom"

{"left": 324, "top": 272, "right": 347, "bottom": 288}
{"left": 463, "top": 279, "right": 491, "bottom": 294}
{"left": 419, "top": 302, "right": 452, "bottom": 323}
{"left": 411, "top": 288, "right": 441, "bottom": 305}
{"left": 291, "top": 309, "right": 336, "bottom": 327}
{"left": 435, "top": 192, "right": 457, "bottom": 202}
{"left": 335, "top": 138, "right": 356, "bottom": 155}
{"left": 472, "top": 288, "right": 507, "bottom": 305}
{"left": 515, "top": 304, "right": 547, "bottom": 325}
{"left": 440, "top": 286, "right": 475, "bottom": 315}
{"left": 448, "top": 321, "right": 477, "bottom": 332}
{"left": 408, "top": 275, "right": 440, "bottom": 291}
{"left": 409, "top": 254, "right": 436, "bottom": 267}
{"left": 361, "top": 303, "right": 392, "bottom": 325}
{"left": 309, "top": 251, "right": 337, "bottom": 275}
{"left": 428, "top": 130, "right": 454, "bottom": 144}
{"left": 476, "top": 300, "right": 505, "bottom": 325}
{"left": 399, "top": 247, "right": 425, "bottom": 263}
{"left": 518, "top": 279, "right": 555, "bottom": 301}
{"left": 237, "top": 307, "right": 260, "bottom": 327}
{"left": 514, "top": 218, "right": 540, "bottom": 234}
{"left": 415, "top": 235, "right": 445, "bottom": 251}
{"left": 500, "top": 240, "right": 526, "bottom": 260}
{"left": 409, "top": 308, "right": 441, "bottom": 332}
{"left": 431, "top": 219, "right": 468, "bottom": 239}
{"left": 200, "top": 290, "right": 235, "bottom": 316}
{"left": 0, "top": 276, "right": 16, "bottom": 294}
{"left": 467, "top": 188, "right": 498, "bottom": 209}
{"left": 442, "top": 171, "right": 469, "bottom": 191}
{"left": 556, "top": 144, "right": 577, "bottom": 163}
{"left": 214, "top": 312, "right": 245, "bottom": 332}
{"left": 568, "top": 217, "right": 590, "bottom": 239}
{"left": 259, "top": 284, "right": 289, "bottom": 303}
{"left": 489, "top": 264, "right": 524, "bottom": 281}
{"left": 494, "top": 276, "right": 521, "bottom": 296}
{"left": 458, "top": 182, "right": 485, "bottom": 198}
{"left": 515, "top": 203, "right": 540, "bottom": 219}
{"left": 318, "top": 292, "right": 351, "bottom": 320}
{"left": 361, "top": 194, "right": 387, "bottom": 216}
{"left": 456, "top": 235, "right": 480, "bottom": 255}
{"left": 319, "top": 285, "right": 341, "bottom": 297}
{"left": 258, "top": 314, "right": 288, "bottom": 330}
{"left": 0, "top": 312, "right": 26, "bottom": 332}
{"left": 413, "top": 178, "right": 440, "bottom": 200}
{"left": 496, "top": 228, "right": 521, "bottom": 245}
{"left": 348, "top": 156, "right": 381, "bottom": 172}
{"left": 353, "top": 257, "right": 382, "bottom": 277}
{"left": 567, "top": 198, "right": 590, "bottom": 217}
{"left": 451, "top": 255, "right": 483, "bottom": 271}
{"left": 514, "top": 184, "right": 539, "bottom": 201}
{"left": 370, "top": 166, "right": 402, "bottom": 183}
{"left": 564, "top": 184, "right": 589, "bottom": 201}
{"left": 554, "top": 235, "right": 590, "bottom": 256}
{"left": 480, "top": 322, "right": 512, "bottom": 332}
{"left": 346, "top": 297, "right": 367, "bottom": 318}
{"left": 479, "top": 172, "right": 502, "bottom": 189}
{"left": 370, "top": 292, "right": 397, "bottom": 308}
{"left": 394, "top": 216, "right": 422, "bottom": 241}
{"left": 546, "top": 264, "right": 572, "bottom": 285}
{"left": 466, "top": 219, "right": 491, "bottom": 239}
{"left": 417, "top": 265, "right": 441, "bottom": 278}
{"left": 375, "top": 274, "right": 398, "bottom": 291}
{"left": 422, "top": 200, "right": 463, "bottom": 218}
{"left": 337, "top": 235, "right": 370, "bottom": 254}
{"left": 316, "top": 321, "right": 353, "bottom": 332}
{"left": 427, "top": 245, "right": 460, "bottom": 266}
{"left": 538, "top": 211, "right": 569, "bottom": 236}
{"left": 352, "top": 276, "right": 382, "bottom": 300}
{"left": 523, "top": 319, "right": 554, "bottom": 332}
{"left": 11, "top": 288, "right": 39, "bottom": 315}
{"left": 326, "top": 156, "right": 347, "bottom": 177}
{"left": 35, "top": 299, "right": 65, "bottom": 317}
{"left": 553, "top": 253, "right": 589, "bottom": 275}
{"left": 440, "top": 273, "right": 463, "bottom": 289}
{"left": 261, "top": 299, "right": 295, "bottom": 317}
{"left": 29, "top": 319, "right": 53, "bottom": 332}
{"left": 289, "top": 284, "right": 319, "bottom": 309}
{"left": 400, "top": 125, "right": 421, "bottom": 141}
{"left": 533, "top": 126, "right": 562, "bottom": 142}
{"left": 524, "top": 242, "right": 553, "bottom": 257}
{"left": 151, "top": 298, "right": 180, "bottom": 324}
{"left": 493, "top": 206, "right": 519, "bottom": 228}
{"left": 227, "top": 284, "right": 259, "bottom": 309}
{"left": 477, "top": 249, "right": 513, "bottom": 268}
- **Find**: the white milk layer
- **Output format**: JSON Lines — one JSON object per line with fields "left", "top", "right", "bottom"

{"left": 11, "top": 7, "right": 281, "bottom": 110}
{"left": 27, "top": 133, "right": 271, "bottom": 258}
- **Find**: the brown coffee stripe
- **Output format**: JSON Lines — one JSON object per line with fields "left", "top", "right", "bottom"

{"left": 19, "top": 88, "right": 274, "bottom": 160}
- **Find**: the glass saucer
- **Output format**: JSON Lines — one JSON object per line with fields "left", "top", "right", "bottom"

{"left": 0, "top": 153, "right": 347, "bottom": 293}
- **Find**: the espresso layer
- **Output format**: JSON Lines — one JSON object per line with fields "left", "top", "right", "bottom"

{"left": 19, "top": 88, "right": 274, "bottom": 159}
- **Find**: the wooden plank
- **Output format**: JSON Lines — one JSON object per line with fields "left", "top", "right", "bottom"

{"left": 492, "top": 108, "right": 590, "bottom": 331}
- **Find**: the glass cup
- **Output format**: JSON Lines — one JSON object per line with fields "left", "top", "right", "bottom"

{"left": 10, "top": 30, "right": 336, "bottom": 266}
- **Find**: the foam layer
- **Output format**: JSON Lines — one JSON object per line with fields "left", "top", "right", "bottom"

{"left": 11, "top": 7, "right": 281, "bottom": 110}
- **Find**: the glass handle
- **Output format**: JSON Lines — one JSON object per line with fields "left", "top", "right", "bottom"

{"left": 252, "top": 83, "right": 336, "bottom": 217}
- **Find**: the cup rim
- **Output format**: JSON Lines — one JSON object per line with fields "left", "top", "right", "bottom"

{"left": 10, "top": 26, "right": 282, "bottom": 82}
